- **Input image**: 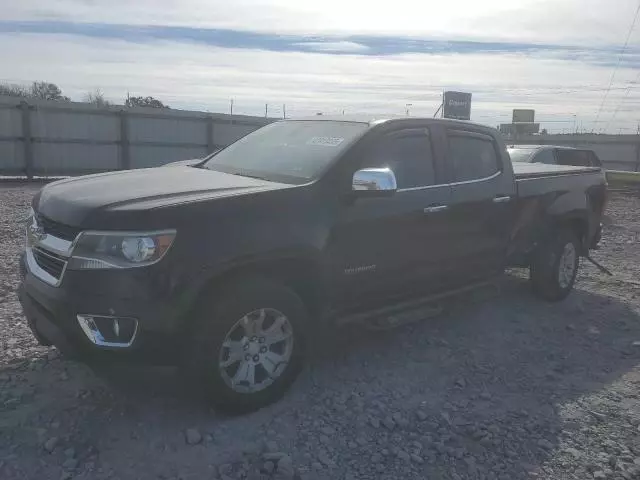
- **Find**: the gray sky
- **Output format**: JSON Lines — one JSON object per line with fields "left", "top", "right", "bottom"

{"left": 2, "top": 0, "right": 640, "bottom": 132}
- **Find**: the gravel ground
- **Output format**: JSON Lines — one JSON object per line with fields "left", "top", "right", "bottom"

{"left": 2, "top": 183, "right": 640, "bottom": 480}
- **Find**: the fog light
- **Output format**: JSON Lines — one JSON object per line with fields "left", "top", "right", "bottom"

{"left": 77, "top": 314, "right": 138, "bottom": 348}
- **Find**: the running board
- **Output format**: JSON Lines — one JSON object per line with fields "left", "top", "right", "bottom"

{"left": 334, "top": 279, "right": 500, "bottom": 330}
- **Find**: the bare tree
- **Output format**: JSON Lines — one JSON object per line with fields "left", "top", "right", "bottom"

{"left": 84, "top": 88, "right": 111, "bottom": 107}
{"left": 0, "top": 83, "right": 29, "bottom": 97}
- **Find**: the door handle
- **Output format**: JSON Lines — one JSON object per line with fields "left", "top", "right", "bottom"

{"left": 424, "top": 205, "right": 448, "bottom": 214}
{"left": 493, "top": 195, "right": 511, "bottom": 203}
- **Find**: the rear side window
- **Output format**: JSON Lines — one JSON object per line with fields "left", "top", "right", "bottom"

{"left": 364, "top": 130, "right": 436, "bottom": 188}
{"left": 556, "top": 149, "right": 598, "bottom": 167}
{"left": 448, "top": 132, "right": 500, "bottom": 182}
{"left": 588, "top": 151, "right": 602, "bottom": 167}
{"left": 532, "top": 149, "right": 556, "bottom": 164}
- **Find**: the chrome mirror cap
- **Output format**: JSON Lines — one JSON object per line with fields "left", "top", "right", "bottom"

{"left": 352, "top": 168, "right": 397, "bottom": 193}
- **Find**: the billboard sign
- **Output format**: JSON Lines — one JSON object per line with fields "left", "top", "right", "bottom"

{"left": 512, "top": 109, "right": 535, "bottom": 123}
{"left": 443, "top": 91, "right": 472, "bottom": 120}
{"left": 500, "top": 123, "right": 540, "bottom": 136}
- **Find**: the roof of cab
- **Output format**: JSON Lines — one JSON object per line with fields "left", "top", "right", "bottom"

{"left": 283, "top": 115, "right": 496, "bottom": 130}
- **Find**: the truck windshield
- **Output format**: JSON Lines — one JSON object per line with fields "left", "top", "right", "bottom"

{"left": 508, "top": 148, "right": 535, "bottom": 163}
{"left": 203, "top": 120, "right": 367, "bottom": 184}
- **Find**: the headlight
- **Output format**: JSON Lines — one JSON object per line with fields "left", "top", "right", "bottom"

{"left": 23, "top": 207, "right": 35, "bottom": 224}
{"left": 67, "top": 230, "right": 176, "bottom": 270}
{"left": 24, "top": 207, "right": 37, "bottom": 248}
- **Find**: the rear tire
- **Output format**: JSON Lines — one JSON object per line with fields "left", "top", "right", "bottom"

{"left": 530, "top": 228, "right": 580, "bottom": 302}
{"left": 187, "top": 276, "right": 308, "bottom": 413}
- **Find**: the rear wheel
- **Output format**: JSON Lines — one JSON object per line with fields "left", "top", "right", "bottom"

{"left": 530, "top": 228, "right": 580, "bottom": 302}
{"left": 188, "top": 277, "right": 308, "bottom": 413}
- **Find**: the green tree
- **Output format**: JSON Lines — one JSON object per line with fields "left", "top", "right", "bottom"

{"left": 29, "top": 81, "right": 70, "bottom": 101}
{"left": 125, "top": 95, "right": 169, "bottom": 109}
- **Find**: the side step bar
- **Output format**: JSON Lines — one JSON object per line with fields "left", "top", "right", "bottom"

{"left": 334, "top": 279, "right": 501, "bottom": 330}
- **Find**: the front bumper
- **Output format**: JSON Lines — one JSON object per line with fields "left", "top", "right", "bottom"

{"left": 18, "top": 253, "right": 187, "bottom": 364}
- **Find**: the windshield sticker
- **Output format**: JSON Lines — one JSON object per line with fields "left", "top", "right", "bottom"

{"left": 307, "top": 136, "right": 345, "bottom": 147}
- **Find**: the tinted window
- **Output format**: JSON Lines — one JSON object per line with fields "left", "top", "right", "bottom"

{"left": 556, "top": 149, "right": 595, "bottom": 167}
{"left": 588, "top": 151, "right": 602, "bottom": 167}
{"left": 364, "top": 131, "right": 436, "bottom": 188}
{"left": 448, "top": 133, "right": 500, "bottom": 182}
{"left": 532, "top": 149, "right": 556, "bottom": 164}
{"left": 203, "top": 120, "right": 367, "bottom": 184}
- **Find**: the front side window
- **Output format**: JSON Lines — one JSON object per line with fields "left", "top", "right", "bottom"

{"left": 203, "top": 120, "right": 367, "bottom": 184}
{"left": 363, "top": 130, "right": 436, "bottom": 189}
{"left": 448, "top": 133, "right": 500, "bottom": 182}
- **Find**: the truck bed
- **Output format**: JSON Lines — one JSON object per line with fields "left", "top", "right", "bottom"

{"left": 513, "top": 163, "right": 604, "bottom": 199}
{"left": 512, "top": 162, "right": 600, "bottom": 179}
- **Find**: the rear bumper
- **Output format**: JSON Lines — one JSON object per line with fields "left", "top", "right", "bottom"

{"left": 18, "top": 253, "right": 186, "bottom": 364}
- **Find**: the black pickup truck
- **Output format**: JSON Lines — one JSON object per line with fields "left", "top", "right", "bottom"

{"left": 19, "top": 117, "right": 607, "bottom": 412}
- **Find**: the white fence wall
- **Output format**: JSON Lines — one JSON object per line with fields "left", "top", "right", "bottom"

{"left": 3, "top": 96, "right": 639, "bottom": 176}
{"left": 0, "top": 96, "right": 272, "bottom": 177}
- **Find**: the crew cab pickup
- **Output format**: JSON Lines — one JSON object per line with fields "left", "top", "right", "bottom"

{"left": 19, "top": 117, "right": 607, "bottom": 412}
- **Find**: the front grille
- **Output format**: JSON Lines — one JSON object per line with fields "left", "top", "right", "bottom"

{"left": 32, "top": 247, "right": 66, "bottom": 280}
{"left": 36, "top": 214, "right": 80, "bottom": 241}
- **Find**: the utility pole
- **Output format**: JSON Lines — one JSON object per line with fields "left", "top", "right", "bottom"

{"left": 230, "top": 99, "right": 234, "bottom": 116}
{"left": 283, "top": 104, "right": 286, "bottom": 119}
{"left": 265, "top": 103, "right": 268, "bottom": 118}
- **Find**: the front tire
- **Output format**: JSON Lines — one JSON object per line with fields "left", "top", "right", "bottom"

{"left": 530, "top": 228, "right": 580, "bottom": 302}
{"left": 188, "top": 277, "right": 308, "bottom": 413}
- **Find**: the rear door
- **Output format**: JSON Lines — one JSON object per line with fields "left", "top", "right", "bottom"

{"left": 443, "top": 129, "right": 517, "bottom": 283}
{"left": 328, "top": 127, "right": 452, "bottom": 307}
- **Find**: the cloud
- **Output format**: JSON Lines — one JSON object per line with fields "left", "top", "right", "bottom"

{"left": 2, "top": 32, "right": 640, "bottom": 132}
{"left": 2, "top": 0, "right": 639, "bottom": 132}
{"left": 296, "top": 41, "right": 370, "bottom": 54}
{"left": 2, "top": 20, "right": 640, "bottom": 67}
{"left": 4, "top": 0, "right": 640, "bottom": 45}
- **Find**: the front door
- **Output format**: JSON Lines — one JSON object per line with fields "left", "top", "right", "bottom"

{"left": 327, "top": 127, "right": 452, "bottom": 310}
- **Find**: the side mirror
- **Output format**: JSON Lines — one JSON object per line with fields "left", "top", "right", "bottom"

{"left": 352, "top": 168, "right": 397, "bottom": 195}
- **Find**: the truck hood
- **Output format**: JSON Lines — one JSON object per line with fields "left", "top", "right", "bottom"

{"left": 34, "top": 166, "right": 287, "bottom": 226}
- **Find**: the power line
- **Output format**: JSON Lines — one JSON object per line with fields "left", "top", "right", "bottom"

{"left": 593, "top": 0, "right": 640, "bottom": 124}
{"left": 605, "top": 69, "right": 640, "bottom": 130}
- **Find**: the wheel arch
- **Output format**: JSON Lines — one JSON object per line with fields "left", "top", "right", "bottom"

{"left": 188, "top": 250, "right": 329, "bottom": 323}
{"left": 547, "top": 214, "right": 589, "bottom": 255}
